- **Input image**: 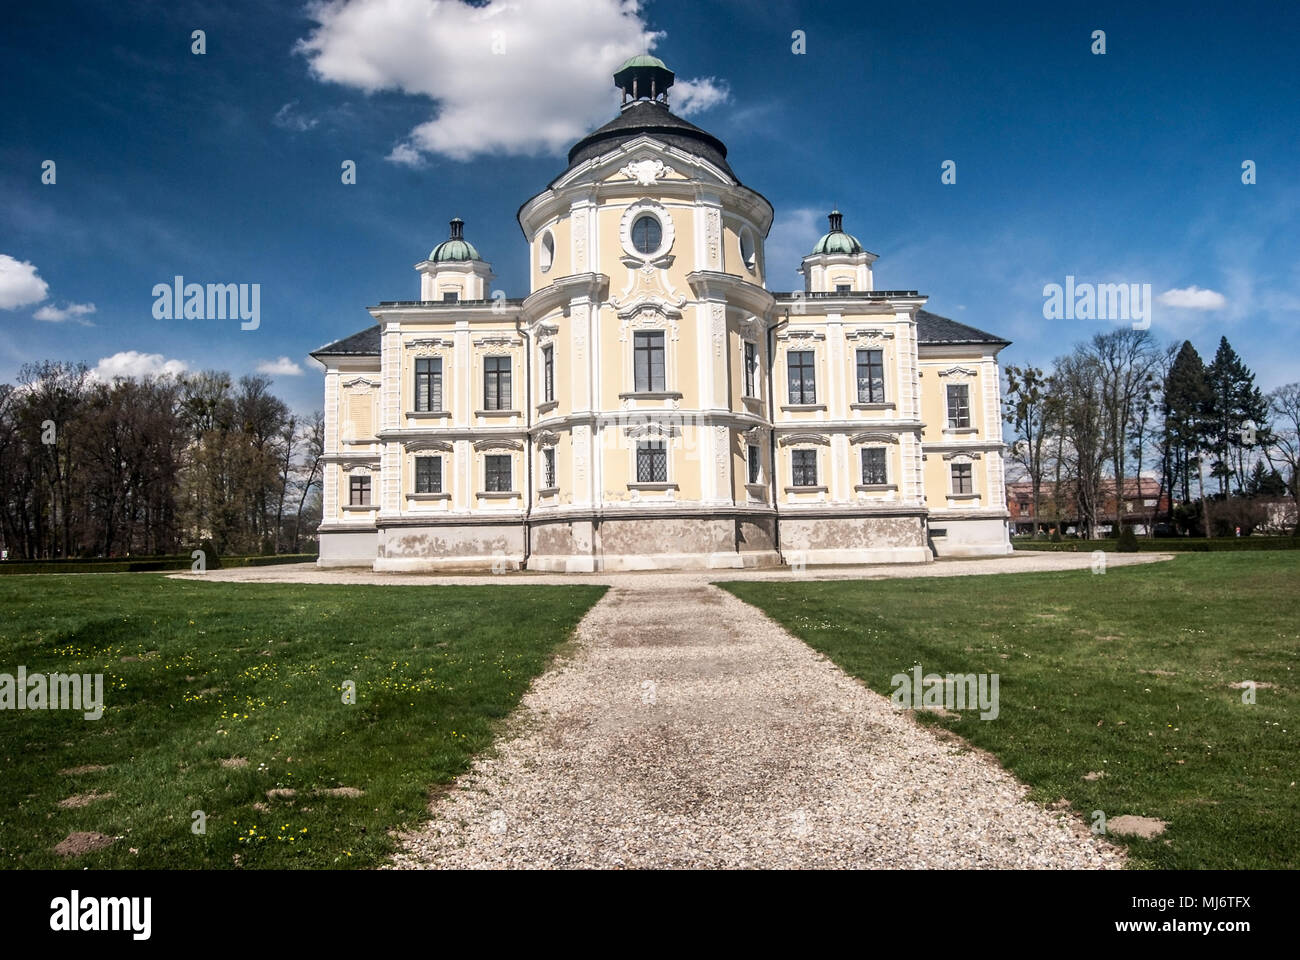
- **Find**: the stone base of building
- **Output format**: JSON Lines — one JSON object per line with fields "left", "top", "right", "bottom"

{"left": 927, "top": 514, "right": 1012, "bottom": 558}
{"left": 317, "top": 509, "right": 1013, "bottom": 572}
{"left": 777, "top": 510, "right": 933, "bottom": 565}
{"left": 317, "top": 527, "right": 379, "bottom": 567}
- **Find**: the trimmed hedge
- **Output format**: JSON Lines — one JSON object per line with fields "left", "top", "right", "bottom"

{"left": 0, "top": 553, "right": 318, "bottom": 575}
{"left": 1012, "top": 537, "right": 1299, "bottom": 553}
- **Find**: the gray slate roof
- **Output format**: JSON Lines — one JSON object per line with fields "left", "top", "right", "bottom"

{"left": 309, "top": 309, "right": 1007, "bottom": 361}
{"left": 915, "top": 309, "right": 1009, "bottom": 346}
{"left": 562, "top": 100, "right": 735, "bottom": 181}
{"left": 310, "top": 325, "right": 380, "bottom": 359}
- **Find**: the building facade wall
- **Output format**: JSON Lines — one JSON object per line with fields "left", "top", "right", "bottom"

{"left": 315, "top": 128, "right": 1010, "bottom": 569}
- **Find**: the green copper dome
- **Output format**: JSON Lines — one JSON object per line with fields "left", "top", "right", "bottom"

{"left": 617, "top": 54, "right": 668, "bottom": 71}
{"left": 429, "top": 217, "right": 483, "bottom": 262}
{"left": 810, "top": 210, "right": 864, "bottom": 256}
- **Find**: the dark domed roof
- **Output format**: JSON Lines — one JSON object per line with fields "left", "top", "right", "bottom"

{"left": 565, "top": 100, "right": 733, "bottom": 178}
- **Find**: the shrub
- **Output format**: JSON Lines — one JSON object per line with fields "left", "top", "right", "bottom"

{"left": 1117, "top": 526, "right": 1140, "bottom": 552}
{"left": 197, "top": 538, "right": 222, "bottom": 570}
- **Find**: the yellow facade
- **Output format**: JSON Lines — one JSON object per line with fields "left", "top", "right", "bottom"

{"left": 312, "top": 56, "right": 1010, "bottom": 570}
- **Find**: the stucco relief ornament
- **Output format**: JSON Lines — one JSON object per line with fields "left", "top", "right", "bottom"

{"left": 937, "top": 365, "right": 977, "bottom": 380}
{"left": 406, "top": 338, "right": 451, "bottom": 356}
{"left": 711, "top": 303, "right": 726, "bottom": 359}
{"left": 621, "top": 158, "right": 675, "bottom": 185}
{"left": 845, "top": 328, "right": 894, "bottom": 344}
{"left": 615, "top": 301, "right": 682, "bottom": 342}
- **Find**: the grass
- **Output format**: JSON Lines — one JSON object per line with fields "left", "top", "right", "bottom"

{"left": 720, "top": 553, "right": 1299, "bottom": 869}
{"left": 0, "top": 574, "right": 605, "bottom": 869}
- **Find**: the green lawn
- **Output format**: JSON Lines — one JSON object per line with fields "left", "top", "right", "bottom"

{"left": 720, "top": 553, "right": 1299, "bottom": 869}
{"left": 0, "top": 574, "right": 605, "bottom": 869}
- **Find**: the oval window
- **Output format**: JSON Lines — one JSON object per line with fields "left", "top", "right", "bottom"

{"left": 739, "top": 228, "right": 756, "bottom": 271}
{"left": 539, "top": 230, "right": 554, "bottom": 273}
{"left": 631, "top": 214, "right": 662, "bottom": 256}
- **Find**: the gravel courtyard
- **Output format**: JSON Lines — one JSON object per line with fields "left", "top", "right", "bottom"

{"left": 180, "top": 553, "right": 1161, "bottom": 868}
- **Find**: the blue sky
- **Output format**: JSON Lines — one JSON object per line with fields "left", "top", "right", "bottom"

{"left": 2, "top": 0, "right": 1297, "bottom": 414}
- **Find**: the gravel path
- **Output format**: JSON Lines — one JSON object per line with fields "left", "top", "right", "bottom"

{"left": 379, "top": 566, "right": 1137, "bottom": 869}
{"left": 176, "top": 553, "right": 1157, "bottom": 868}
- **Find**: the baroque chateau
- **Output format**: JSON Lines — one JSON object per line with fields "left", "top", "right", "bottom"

{"left": 311, "top": 56, "right": 1012, "bottom": 571}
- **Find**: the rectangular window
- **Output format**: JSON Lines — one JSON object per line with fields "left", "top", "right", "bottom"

{"left": 792, "top": 449, "right": 818, "bottom": 487}
{"left": 442, "top": 291, "right": 459, "bottom": 303}
{"left": 636, "top": 440, "right": 668, "bottom": 483}
{"left": 946, "top": 384, "right": 971, "bottom": 429}
{"left": 743, "top": 341, "right": 758, "bottom": 397}
{"left": 633, "top": 331, "right": 666, "bottom": 392}
{"left": 348, "top": 475, "right": 371, "bottom": 506}
{"left": 414, "top": 357, "right": 442, "bottom": 412}
{"left": 414, "top": 456, "right": 442, "bottom": 494}
{"left": 542, "top": 345, "right": 555, "bottom": 403}
{"left": 787, "top": 350, "right": 816, "bottom": 405}
{"left": 485, "top": 454, "right": 512, "bottom": 492}
{"left": 951, "top": 463, "right": 973, "bottom": 495}
{"left": 856, "top": 349, "right": 885, "bottom": 403}
{"left": 747, "top": 444, "right": 761, "bottom": 485}
{"left": 484, "top": 356, "right": 512, "bottom": 411}
{"left": 835, "top": 283, "right": 851, "bottom": 294}
{"left": 861, "top": 448, "right": 888, "bottom": 486}
{"left": 542, "top": 447, "right": 556, "bottom": 489}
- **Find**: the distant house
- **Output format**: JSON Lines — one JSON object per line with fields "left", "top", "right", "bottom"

{"left": 1007, "top": 478, "right": 1171, "bottom": 535}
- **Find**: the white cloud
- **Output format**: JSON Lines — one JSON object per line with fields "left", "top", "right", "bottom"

{"left": 33, "top": 301, "right": 96, "bottom": 325}
{"left": 1158, "top": 285, "right": 1227, "bottom": 310}
{"left": 0, "top": 254, "right": 50, "bottom": 309}
{"left": 273, "top": 100, "right": 320, "bottom": 132}
{"left": 296, "top": 0, "right": 725, "bottom": 161}
{"left": 92, "top": 351, "right": 189, "bottom": 382}
{"left": 673, "top": 77, "right": 730, "bottom": 117}
{"left": 257, "top": 356, "right": 305, "bottom": 376}
{"left": 386, "top": 142, "right": 427, "bottom": 168}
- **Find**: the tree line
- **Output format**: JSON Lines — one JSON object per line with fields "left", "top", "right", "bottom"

{"left": 1005, "top": 331, "right": 1298, "bottom": 538}
{"left": 0, "top": 361, "right": 323, "bottom": 560}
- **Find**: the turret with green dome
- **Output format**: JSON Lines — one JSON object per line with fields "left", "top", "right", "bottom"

{"left": 810, "top": 210, "right": 864, "bottom": 256}
{"left": 429, "top": 217, "right": 483, "bottom": 263}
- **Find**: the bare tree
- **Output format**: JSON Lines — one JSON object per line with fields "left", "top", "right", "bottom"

{"left": 1264, "top": 383, "right": 1300, "bottom": 535}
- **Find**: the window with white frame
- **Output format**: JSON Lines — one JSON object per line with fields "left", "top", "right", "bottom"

{"left": 787, "top": 350, "right": 816, "bottom": 404}
{"left": 792, "top": 449, "right": 818, "bottom": 487}
{"left": 636, "top": 439, "right": 667, "bottom": 483}
{"left": 856, "top": 349, "right": 885, "bottom": 403}
{"left": 951, "top": 462, "right": 974, "bottom": 495}
{"left": 633, "top": 331, "right": 666, "bottom": 392}
{"left": 542, "top": 447, "right": 556, "bottom": 489}
{"left": 485, "top": 454, "right": 512, "bottom": 492}
{"left": 743, "top": 341, "right": 758, "bottom": 397}
{"left": 415, "top": 456, "right": 442, "bottom": 494}
{"left": 747, "top": 443, "right": 761, "bottom": 484}
{"left": 415, "top": 357, "right": 442, "bottom": 412}
{"left": 861, "top": 448, "right": 888, "bottom": 486}
{"left": 484, "top": 356, "right": 512, "bottom": 411}
{"left": 348, "top": 474, "right": 371, "bottom": 506}
{"left": 946, "top": 383, "right": 971, "bottom": 429}
{"left": 542, "top": 345, "right": 554, "bottom": 403}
